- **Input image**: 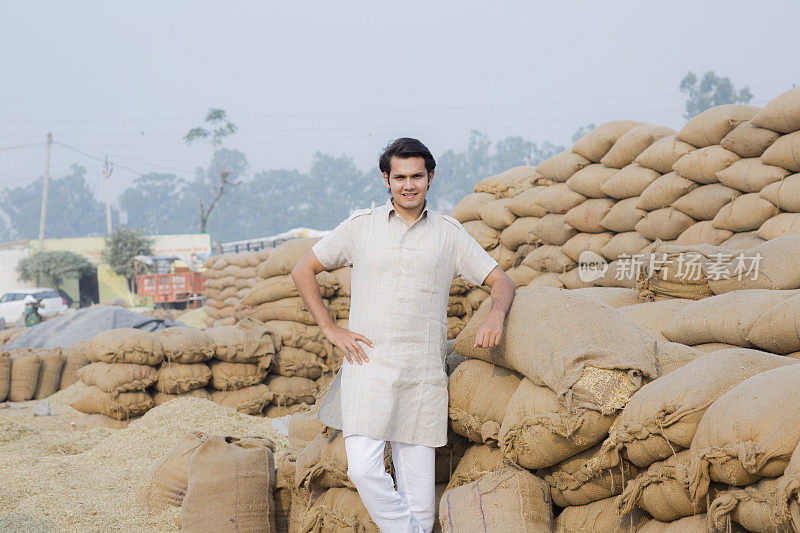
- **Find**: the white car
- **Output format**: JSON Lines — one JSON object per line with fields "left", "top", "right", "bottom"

{"left": 0, "top": 288, "right": 69, "bottom": 328}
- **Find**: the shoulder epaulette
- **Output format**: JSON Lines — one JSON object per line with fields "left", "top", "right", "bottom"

{"left": 347, "top": 208, "right": 372, "bottom": 221}
{"left": 440, "top": 214, "right": 462, "bottom": 227}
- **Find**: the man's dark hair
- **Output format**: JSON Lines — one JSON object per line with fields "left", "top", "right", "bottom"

{"left": 379, "top": 138, "right": 436, "bottom": 175}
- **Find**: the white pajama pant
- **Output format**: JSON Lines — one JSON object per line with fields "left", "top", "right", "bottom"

{"left": 345, "top": 434, "right": 436, "bottom": 533}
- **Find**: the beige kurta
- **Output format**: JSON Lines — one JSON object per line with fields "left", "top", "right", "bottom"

{"left": 313, "top": 196, "right": 498, "bottom": 447}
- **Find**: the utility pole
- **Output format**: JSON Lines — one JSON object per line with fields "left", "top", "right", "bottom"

{"left": 104, "top": 157, "right": 113, "bottom": 235}
{"left": 37, "top": 132, "right": 53, "bottom": 252}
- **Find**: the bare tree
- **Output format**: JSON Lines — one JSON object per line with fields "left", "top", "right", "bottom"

{"left": 184, "top": 108, "right": 239, "bottom": 233}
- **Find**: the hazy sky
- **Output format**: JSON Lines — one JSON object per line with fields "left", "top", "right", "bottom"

{"left": 1, "top": 0, "right": 798, "bottom": 202}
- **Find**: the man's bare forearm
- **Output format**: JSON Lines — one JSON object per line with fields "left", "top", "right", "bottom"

{"left": 487, "top": 273, "right": 515, "bottom": 319}
{"left": 291, "top": 261, "right": 336, "bottom": 332}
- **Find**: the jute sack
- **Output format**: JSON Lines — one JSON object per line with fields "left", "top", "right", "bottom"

{"left": 77, "top": 362, "right": 158, "bottom": 393}
{"left": 466, "top": 287, "right": 490, "bottom": 310}
{"left": 543, "top": 442, "right": 639, "bottom": 507}
{"left": 617, "top": 299, "right": 693, "bottom": 341}
{"left": 672, "top": 145, "right": 739, "bottom": 184}
{"left": 751, "top": 86, "right": 800, "bottom": 134}
{"left": 181, "top": 435, "right": 276, "bottom": 533}
{"left": 153, "top": 388, "right": 210, "bottom": 406}
{"left": 300, "top": 487, "right": 379, "bottom": 533}
{"left": 157, "top": 327, "right": 214, "bottom": 363}
{"left": 454, "top": 288, "right": 657, "bottom": 412}
{"left": 600, "top": 163, "right": 661, "bottom": 199}
{"left": 556, "top": 496, "right": 650, "bottom": 533}
{"left": 0, "top": 352, "right": 10, "bottom": 401}
{"left": 537, "top": 150, "right": 591, "bottom": 182}
{"left": 85, "top": 328, "right": 164, "bottom": 365}
{"left": 473, "top": 166, "right": 540, "bottom": 197}
{"left": 478, "top": 198, "right": 516, "bottom": 230}
{"left": 635, "top": 208, "right": 695, "bottom": 241}
{"left": 257, "top": 237, "right": 320, "bottom": 278}
{"left": 676, "top": 221, "right": 733, "bottom": 246}
{"left": 249, "top": 297, "right": 331, "bottom": 326}
{"left": 273, "top": 346, "right": 327, "bottom": 379}
{"left": 688, "top": 365, "right": 800, "bottom": 501}
{"left": 677, "top": 104, "right": 759, "bottom": 147}
{"left": 763, "top": 132, "right": 800, "bottom": 172}
{"left": 288, "top": 407, "right": 324, "bottom": 453}
{"left": 637, "top": 172, "right": 699, "bottom": 211}
{"left": 567, "top": 287, "right": 641, "bottom": 308}
{"left": 600, "top": 197, "right": 646, "bottom": 232}
{"left": 205, "top": 324, "right": 276, "bottom": 363}
{"left": 717, "top": 158, "right": 790, "bottom": 193}
{"left": 156, "top": 363, "right": 212, "bottom": 393}
{"left": 462, "top": 219, "right": 501, "bottom": 249}
{"left": 662, "top": 289, "right": 799, "bottom": 346}
{"left": 450, "top": 276, "right": 473, "bottom": 295}
{"left": 222, "top": 253, "right": 250, "bottom": 268}
{"left": 507, "top": 186, "right": 549, "bottom": 217}
{"left": 691, "top": 342, "right": 738, "bottom": 353}
{"left": 711, "top": 193, "right": 779, "bottom": 232}
{"left": 451, "top": 192, "right": 495, "bottom": 222}
{"left": 8, "top": 351, "right": 41, "bottom": 402}
{"left": 617, "top": 450, "right": 718, "bottom": 522}
{"left": 487, "top": 244, "right": 520, "bottom": 271}
{"left": 638, "top": 514, "right": 743, "bottom": 533}
{"left": 273, "top": 452, "right": 294, "bottom": 533}
{"left": 209, "top": 360, "right": 267, "bottom": 391}
{"left": 531, "top": 214, "right": 578, "bottom": 245}
{"left": 447, "top": 316, "right": 466, "bottom": 340}
{"left": 757, "top": 212, "right": 800, "bottom": 240}
{"left": 672, "top": 184, "right": 741, "bottom": 220}
{"left": 634, "top": 134, "right": 696, "bottom": 173}
{"left": 447, "top": 295, "right": 471, "bottom": 317}
{"left": 562, "top": 232, "right": 613, "bottom": 262}
{"left": 139, "top": 432, "right": 207, "bottom": 510}
{"left": 267, "top": 375, "right": 317, "bottom": 406}
{"left": 653, "top": 341, "right": 703, "bottom": 376}
{"left": 506, "top": 264, "right": 539, "bottom": 288}
{"left": 499, "top": 378, "right": 617, "bottom": 469}
{"left": 564, "top": 199, "right": 615, "bottom": 233}
{"left": 566, "top": 164, "right": 619, "bottom": 197}
{"left": 262, "top": 320, "right": 332, "bottom": 359}
{"left": 435, "top": 432, "right": 470, "bottom": 484}
{"left": 760, "top": 174, "right": 800, "bottom": 212}
{"left": 748, "top": 294, "right": 800, "bottom": 354}
{"left": 709, "top": 235, "right": 800, "bottom": 293}
{"left": 444, "top": 444, "right": 502, "bottom": 492}
{"left": 601, "top": 125, "right": 676, "bottom": 169}
{"left": 71, "top": 386, "right": 154, "bottom": 420}
{"left": 589, "top": 349, "right": 796, "bottom": 472}
{"left": 439, "top": 467, "right": 554, "bottom": 533}
{"left": 721, "top": 121, "right": 780, "bottom": 158}
{"left": 558, "top": 268, "right": 594, "bottom": 290}
{"left": 242, "top": 272, "right": 338, "bottom": 306}
{"left": 294, "top": 429, "right": 393, "bottom": 492}
{"left": 532, "top": 183, "right": 586, "bottom": 214}
{"left": 594, "top": 259, "right": 638, "bottom": 289}
{"left": 720, "top": 230, "right": 766, "bottom": 250}
{"left": 449, "top": 359, "right": 522, "bottom": 446}
{"left": 601, "top": 232, "right": 651, "bottom": 261}
{"left": 328, "top": 296, "right": 350, "bottom": 320}
{"left": 709, "top": 477, "right": 785, "bottom": 533}
{"left": 777, "top": 440, "right": 800, "bottom": 530}
{"left": 34, "top": 349, "right": 64, "bottom": 399}
{"left": 210, "top": 384, "right": 273, "bottom": 415}
{"left": 572, "top": 121, "right": 644, "bottom": 163}
{"left": 499, "top": 217, "right": 539, "bottom": 250}
{"left": 265, "top": 404, "right": 308, "bottom": 417}
{"left": 527, "top": 272, "right": 564, "bottom": 288}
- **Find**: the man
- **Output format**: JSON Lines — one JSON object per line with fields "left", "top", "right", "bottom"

{"left": 291, "top": 137, "right": 515, "bottom": 532}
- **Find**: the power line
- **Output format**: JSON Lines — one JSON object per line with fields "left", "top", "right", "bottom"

{"left": 0, "top": 142, "right": 44, "bottom": 152}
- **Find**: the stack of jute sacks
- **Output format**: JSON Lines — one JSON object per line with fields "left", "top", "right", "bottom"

{"left": 0, "top": 347, "right": 66, "bottom": 403}
{"left": 238, "top": 237, "right": 343, "bottom": 412}
{"left": 203, "top": 249, "right": 269, "bottom": 328}
{"left": 449, "top": 86, "right": 800, "bottom": 300}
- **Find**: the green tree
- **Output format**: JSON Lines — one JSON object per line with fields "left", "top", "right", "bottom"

{"left": 118, "top": 173, "right": 189, "bottom": 235}
{"left": 102, "top": 228, "right": 154, "bottom": 283}
{"left": 680, "top": 71, "right": 753, "bottom": 120}
{"left": 18, "top": 251, "right": 94, "bottom": 292}
{"left": 184, "top": 108, "right": 240, "bottom": 233}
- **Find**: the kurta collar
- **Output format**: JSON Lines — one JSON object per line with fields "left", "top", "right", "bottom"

{"left": 386, "top": 195, "right": 429, "bottom": 224}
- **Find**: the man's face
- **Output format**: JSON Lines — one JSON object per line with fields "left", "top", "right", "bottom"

{"left": 383, "top": 156, "right": 433, "bottom": 211}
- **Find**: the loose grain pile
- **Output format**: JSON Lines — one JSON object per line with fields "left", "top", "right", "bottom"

{"left": 0, "top": 397, "right": 286, "bottom": 532}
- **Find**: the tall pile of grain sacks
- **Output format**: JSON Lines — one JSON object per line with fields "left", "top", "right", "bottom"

{"left": 0, "top": 347, "right": 66, "bottom": 403}
{"left": 202, "top": 250, "right": 268, "bottom": 327}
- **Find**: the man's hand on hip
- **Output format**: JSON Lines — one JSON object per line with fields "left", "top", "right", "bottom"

{"left": 473, "top": 309, "right": 504, "bottom": 348}
{"left": 323, "top": 323, "right": 374, "bottom": 365}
